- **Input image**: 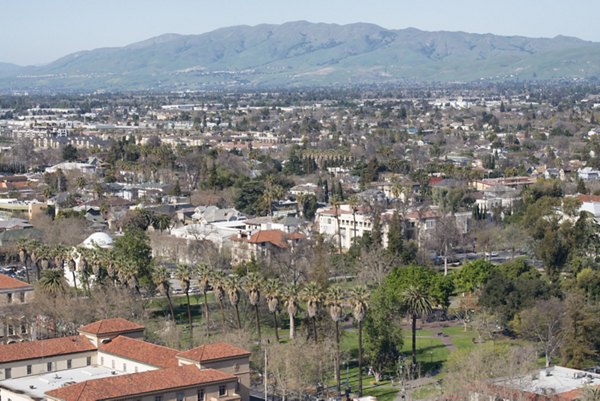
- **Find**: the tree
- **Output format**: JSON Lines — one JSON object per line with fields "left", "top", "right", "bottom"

{"left": 75, "top": 176, "right": 87, "bottom": 191}
{"left": 284, "top": 283, "right": 300, "bottom": 340}
{"left": 113, "top": 228, "right": 153, "bottom": 288}
{"left": 350, "top": 286, "right": 369, "bottom": 396}
{"left": 514, "top": 298, "right": 564, "bottom": 368}
{"left": 225, "top": 274, "right": 242, "bottom": 329}
{"left": 175, "top": 263, "right": 194, "bottom": 347}
{"left": 212, "top": 270, "right": 227, "bottom": 332}
{"left": 453, "top": 260, "right": 495, "bottom": 294}
{"left": 38, "top": 269, "right": 67, "bottom": 296}
{"left": 428, "top": 215, "right": 460, "bottom": 276}
{"left": 364, "top": 287, "right": 403, "bottom": 383}
{"left": 402, "top": 285, "right": 432, "bottom": 367}
{"left": 243, "top": 272, "right": 263, "bottom": 341}
{"left": 264, "top": 278, "right": 282, "bottom": 342}
{"left": 302, "top": 282, "right": 322, "bottom": 343}
{"left": 62, "top": 144, "right": 78, "bottom": 161}
{"left": 152, "top": 266, "right": 176, "bottom": 323}
{"left": 197, "top": 264, "right": 212, "bottom": 328}
{"left": 326, "top": 285, "right": 344, "bottom": 394}
{"left": 560, "top": 291, "right": 600, "bottom": 368}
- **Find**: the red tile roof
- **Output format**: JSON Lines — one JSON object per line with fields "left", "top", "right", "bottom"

{"left": 0, "top": 273, "right": 32, "bottom": 290}
{"left": 247, "top": 229, "right": 305, "bottom": 248}
{"left": 79, "top": 318, "right": 145, "bottom": 336}
{"left": 46, "top": 365, "right": 235, "bottom": 401}
{"left": 0, "top": 335, "right": 95, "bottom": 363}
{"left": 99, "top": 336, "right": 180, "bottom": 368}
{"left": 177, "top": 342, "right": 251, "bottom": 363}
{"left": 578, "top": 194, "right": 600, "bottom": 203}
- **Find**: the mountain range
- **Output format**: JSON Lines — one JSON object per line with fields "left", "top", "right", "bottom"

{"left": 2, "top": 21, "right": 600, "bottom": 92}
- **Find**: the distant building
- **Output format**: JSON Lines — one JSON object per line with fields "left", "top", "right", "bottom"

{"left": 578, "top": 166, "right": 600, "bottom": 181}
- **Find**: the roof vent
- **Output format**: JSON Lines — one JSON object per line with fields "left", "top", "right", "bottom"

{"left": 101, "top": 338, "right": 112, "bottom": 344}
{"left": 29, "top": 385, "right": 36, "bottom": 389}
{"left": 111, "top": 371, "right": 117, "bottom": 375}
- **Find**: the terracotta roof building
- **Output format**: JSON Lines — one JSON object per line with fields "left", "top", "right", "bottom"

{"left": 229, "top": 229, "right": 305, "bottom": 264}
{"left": 45, "top": 365, "right": 238, "bottom": 401}
{"left": 0, "top": 318, "right": 251, "bottom": 401}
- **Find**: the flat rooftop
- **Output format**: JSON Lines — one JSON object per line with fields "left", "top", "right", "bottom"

{"left": 0, "top": 366, "right": 123, "bottom": 400}
{"left": 494, "top": 366, "right": 600, "bottom": 395}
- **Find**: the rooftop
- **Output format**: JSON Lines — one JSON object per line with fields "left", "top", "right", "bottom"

{"left": 0, "top": 335, "right": 95, "bottom": 363}
{"left": 493, "top": 366, "right": 600, "bottom": 398}
{"left": 1, "top": 365, "right": 121, "bottom": 400}
{"left": 178, "top": 343, "right": 251, "bottom": 363}
{"left": 45, "top": 365, "right": 235, "bottom": 401}
{"left": 0, "top": 272, "right": 32, "bottom": 291}
{"left": 79, "top": 318, "right": 145, "bottom": 336}
{"left": 99, "top": 336, "right": 180, "bottom": 369}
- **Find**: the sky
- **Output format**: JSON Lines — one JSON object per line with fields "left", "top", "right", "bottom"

{"left": 3, "top": 0, "right": 600, "bottom": 66}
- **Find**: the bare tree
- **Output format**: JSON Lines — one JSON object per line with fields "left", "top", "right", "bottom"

{"left": 513, "top": 298, "right": 564, "bottom": 368}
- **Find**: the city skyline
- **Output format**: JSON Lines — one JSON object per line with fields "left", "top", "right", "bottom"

{"left": 3, "top": 0, "right": 600, "bottom": 66}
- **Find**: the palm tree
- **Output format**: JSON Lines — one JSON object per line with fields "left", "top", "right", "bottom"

{"left": 67, "top": 256, "right": 78, "bottom": 293}
{"left": 152, "top": 266, "right": 176, "bottom": 322}
{"left": 262, "top": 175, "right": 285, "bottom": 216}
{"left": 284, "top": 283, "right": 300, "bottom": 340}
{"left": 225, "top": 274, "right": 242, "bottom": 329}
{"left": 326, "top": 285, "right": 345, "bottom": 394}
{"left": 348, "top": 195, "right": 359, "bottom": 245}
{"left": 39, "top": 269, "right": 67, "bottom": 296}
{"left": 212, "top": 270, "right": 228, "bottom": 332}
{"left": 243, "top": 272, "right": 263, "bottom": 340}
{"left": 296, "top": 193, "right": 306, "bottom": 218}
{"left": 17, "top": 241, "right": 30, "bottom": 283}
{"left": 350, "top": 286, "right": 369, "bottom": 397}
{"left": 264, "top": 278, "right": 282, "bottom": 342}
{"left": 152, "top": 213, "right": 172, "bottom": 233}
{"left": 175, "top": 263, "right": 194, "bottom": 347}
{"left": 331, "top": 196, "right": 343, "bottom": 252}
{"left": 302, "top": 282, "right": 322, "bottom": 343}
{"left": 197, "top": 264, "right": 212, "bottom": 327}
{"left": 402, "top": 285, "right": 432, "bottom": 367}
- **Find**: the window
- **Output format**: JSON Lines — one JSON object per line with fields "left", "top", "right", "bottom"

{"left": 197, "top": 389, "right": 205, "bottom": 401}
{"left": 155, "top": 396, "right": 162, "bottom": 401}
{"left": 111, "top": 360, "right": 115, "bottom": 369}
{"left": 176, "top": 392, "right": 184, "bottom": 401}
{"left": 100, "top": 356, "right": 104, "bottom": 365}
{"left": 5, "top": 368, "right": 11, "bottom": 379}
{"left": 19, "top": 292, "right": 25, "bottom": 303}
{"left": 20, "top": 325, "right": 27, "bottom": 334}
{"left": 47, "top": 362, "right": 53, "bottom": 372}
{"left": 219, "top": 386, "right": 227, "bottom": 397}
{"left": 86, "top": 357, "right": 91, "bottom": 366}
{"left": 67, "top": 359, "right": 72, "bottom": 369}
{"left": 123, "top": 363, "right": 127, "bottom": 372}
{"left": 134, "top": 366, "right": 138, "bottom": 373}
{"left": 27, "top": 365, "right": 32, "bottom": 375}
{"left": 7, "top": 293, "right": 12, "bottom": 304}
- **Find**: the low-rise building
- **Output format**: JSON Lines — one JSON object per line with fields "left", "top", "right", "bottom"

{"left": 0, "top": 318, "right": 250, "bottom": 401}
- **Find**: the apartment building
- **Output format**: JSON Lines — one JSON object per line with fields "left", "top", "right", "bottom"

{"left": 0, "top": 318, "right": 250, "bottom": 401}
{"left": 0, "top": 273, "right": 34, "bottom": 342}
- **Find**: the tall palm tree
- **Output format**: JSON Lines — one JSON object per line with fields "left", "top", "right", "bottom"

{"left": 331, "top": 196, "right": 343, "bottom": 252}
{"left": 225, "top": 274, "right": 242, "bottom": 329}
{"left": 39, "top": 269, "right": 67, "bottom": 296}
{"left": 67, "top": 255, "right": 78, "bottom": 294}
{"left": 152, "top": 266, "right": 176, "bottom": 322}
{"left": 197, "top": 264, "right": 212, "bottom": 327}
{"left": 17, "top": 241, "right": 30, "bottom": 283}
{"left": 348, "top": 195, "right": 359, "bottom": 245}
{"left": 284, "top": 283, "right": 300, "bottom": 340}
{"left": 402, "top": 285, "right": 432, "bottom": 367}
{"left": 212, "top": 270, "right": 228, "bottom": 332}
{"left": 350, "top": 286, "right": 369, "bottom": 397}
{"left": 302, "top": 282, "right": 322, "bottom": 343}
{"left": 326, "top": 285, "right": 345, "bottom": 394}
{"left": 264, "top": 278, "right": 282, "bottom": 342}
{"left": 175, "top": 263, "right": 194, "bottom": 347}
{"left": 243, "top": 272, "right": 263, "bottom": 340}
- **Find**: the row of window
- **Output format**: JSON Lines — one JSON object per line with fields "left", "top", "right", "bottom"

{"left": 5, "top": 292, "right": 26, "bottom": 304}
{"left": 152, "top": 386, "right": 226, "bottom": 401}
{"left": 4, "top": 356, "right": 92, "bottom": 378}
{"left": 99, "top": 356, "right": 140, "bottom": 373}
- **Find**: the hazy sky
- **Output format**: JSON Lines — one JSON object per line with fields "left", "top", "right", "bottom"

{"left": 3, "top": 0, "right": 600, "bottom": 65}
